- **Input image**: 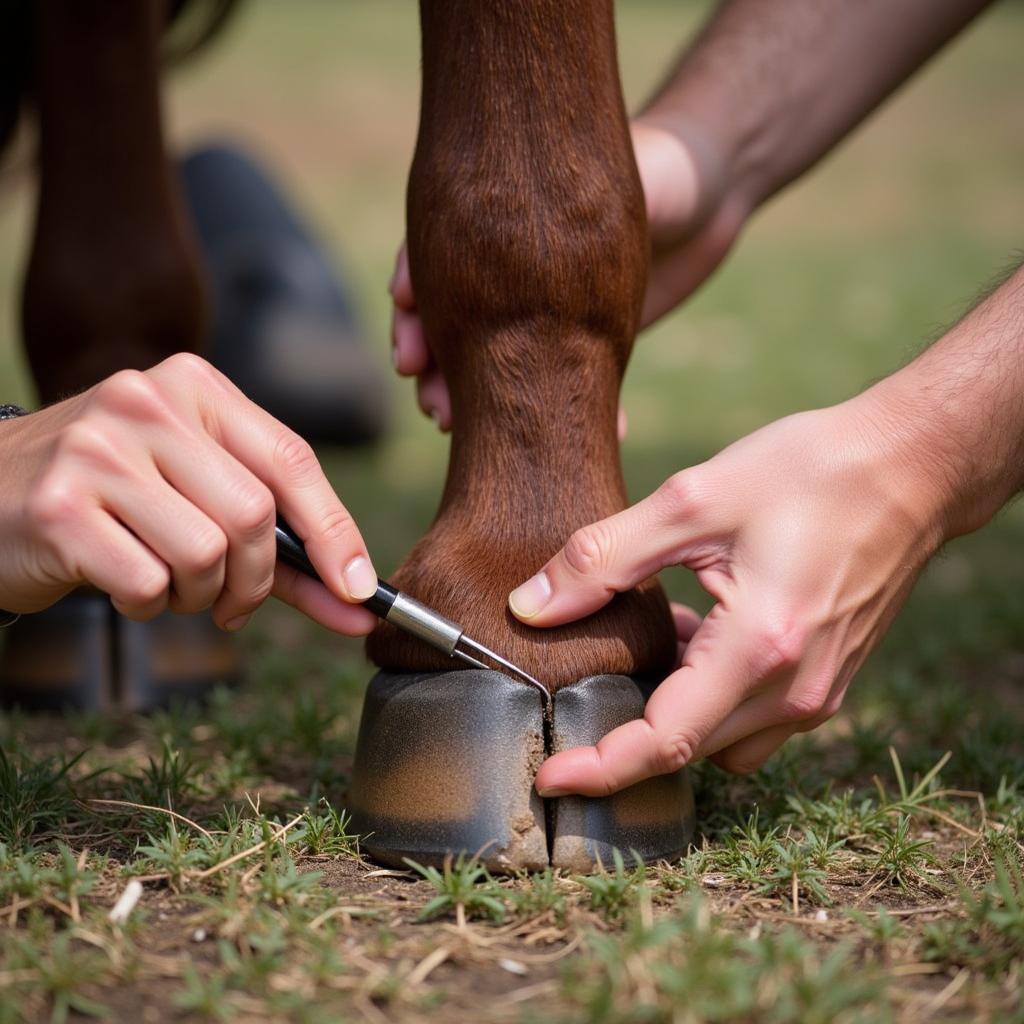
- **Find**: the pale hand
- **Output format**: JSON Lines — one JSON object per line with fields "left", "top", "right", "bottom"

{"left": 507, "top": 389, "right": 947, "bottom": 794}
{"left": 0, "top": 354, "right": 378, "bottom": 635}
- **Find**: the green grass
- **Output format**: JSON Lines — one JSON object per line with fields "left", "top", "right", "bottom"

{"left": 1, "top": 0, "right": 1024, "bottom": 1020}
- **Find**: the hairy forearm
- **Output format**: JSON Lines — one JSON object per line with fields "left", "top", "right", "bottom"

{"left": 870, "top": 262, "right": 1024, "bottom": 540}
{"left": 642, "top": 0, "right": 993, "bottom": 210}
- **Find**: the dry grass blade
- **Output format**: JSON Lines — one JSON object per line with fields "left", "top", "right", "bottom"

{"left": 87, "top": 798, "right": 213, "bottom": 839}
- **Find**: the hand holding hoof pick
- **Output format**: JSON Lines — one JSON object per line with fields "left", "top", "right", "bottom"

{"left": 0, "top": 354, "right": 377, "bottom": 637}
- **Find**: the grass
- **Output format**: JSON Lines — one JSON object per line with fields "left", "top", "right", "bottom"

{"left": 1, "top": 0, "right": 1023, "bottom": 1020}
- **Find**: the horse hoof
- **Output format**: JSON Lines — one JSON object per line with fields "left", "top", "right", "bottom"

{"left": 549, "top": 675, "right": 695, "bottom": 872}
{"left": 0, "top": 590, "right": 241, "bottom": 713}
{"left": 348, "top": 671, "right": 694, "bottom": 873}
{"left": 348, "top": 670, "right": 549, "bottom": 872}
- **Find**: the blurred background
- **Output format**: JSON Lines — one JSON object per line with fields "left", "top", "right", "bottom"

{"left": 0, "top": 0, "right": 1022, "bottom": 782}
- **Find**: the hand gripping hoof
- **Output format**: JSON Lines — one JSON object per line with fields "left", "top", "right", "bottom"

{"left": 348, "top": 671, "right": 694, "bottom": 873}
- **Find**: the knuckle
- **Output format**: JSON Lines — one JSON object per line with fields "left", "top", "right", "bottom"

{"left": 655, "top": 728, "right": 699, "bottom": 775}
{"left": 57, "top": 420, "right": 122, "bottom": 467}
{"left": 163, "top": 351, "right": 219, "bottom": 385}
{"left": 238, "top": 573, "right": 275, "bottom": 611}
{"left": 126, "top": 565, "right": 170, "bottom": 606}
{"left": 231, "top": 485, "right": 276, "bottom": 540}
{"left": 94, "top": 369, "right": 167, "bottom": 421}
{"left": 562, "top": 523, "right": 611, "bottom": 579}
{"left": 273, "top": 431, "right": 319, "bottom": 483}
{"left": 28, "top": 475, "right": 82, "bottom": 533}
{"left": 778, "top": 682, "right": 830, "bottom": 723}
{"left": 184, "top": 527, "right": 228, "bottom": 575}
{"left": 753, "top": 619, "right": 806, "bottom": 677}
{"left": 801, "top": 691, "right": 844, "bottom": 731}
{"left": 249, "top": 572, "right": 275, "bottom": 605}
{"left": 317, "top": 506, "right": 359, "bottom": 546}
{"left": 659, "top": 468, "right": 705, "bottom": 521}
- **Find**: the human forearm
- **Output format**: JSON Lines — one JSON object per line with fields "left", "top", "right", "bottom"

{"left": 641, "top": 0, "right": 993, "bottom": 212}
{"left": 869, "top": 262, "right": 1024, "bottom": 541}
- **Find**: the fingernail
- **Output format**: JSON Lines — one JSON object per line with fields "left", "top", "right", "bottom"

{"left": 538, "top": 786, "right": 570, "bottom": 798}
{"left": 224, "top": 614, "right": 250, "bottom": 632}
{"left": 343, "top": 556, "right": 378, "bottom": 601}
{"left": 509, "top": 572, "right": 552, "bottom": 619}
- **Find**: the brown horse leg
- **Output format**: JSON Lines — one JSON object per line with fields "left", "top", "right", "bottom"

{"left": 366, "top": 0, "right": 676, "bottom": 690}
{"left": 355, "top": 0, "right": 692, "bottom": 871}
{"left": 22, "top": 0, "right": 206, "bottom": 403}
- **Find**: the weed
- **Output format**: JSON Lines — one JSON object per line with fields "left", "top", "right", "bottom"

{"left": 0, "top": 747, "right": 84, "bottom": 850}
{"left": 508, "top": 867, "right": 567, "bottom": 923}
{"left": 762, "top": 837, "right": 832, "bottom": 907}
{"left": 8, "top": 930, "right": 110, "bottom": 1022}
{"left": 299, "top": 801, "right": 361, "bottom": 858}
{"left": 871, "top": 815, "right": 937, "bottom": 889}
{"left": 406, "top": 853, "right": 506, "bottom": 924}
{"left": 577, "top": 848, "right": 646, "bottom": 924}
{"left": 256, "top": 849, "right": 323, "bottom": 908}
{"left": 926, "top": 854, "right": 1024, "bottom": 974}
{"left": 127, "top": 736, "right": 199, "bottom": 809}
{"left": 132, "top": 819, "right": 210, "bottom": 890}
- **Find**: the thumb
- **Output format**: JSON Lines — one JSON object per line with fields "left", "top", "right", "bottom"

{"left": 508, "top": 472, "right": 705, "bottom": 627}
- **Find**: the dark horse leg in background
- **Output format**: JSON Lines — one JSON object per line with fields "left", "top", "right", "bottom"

{"left": 23, "top": 0, "right": 207, "bottom": 400}
{"left": 0, "top": 1, "right": 238, "bottom": 712}
{"left": 357, "top": 0, "right": 693, "bottom": 871}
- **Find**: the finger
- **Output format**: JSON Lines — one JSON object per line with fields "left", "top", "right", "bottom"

{"left": 102, "top": 467, "right": 227, "bottom": 616}
{"left": 640, "top": 209, "right": 740, "bottom": 328}
{"left": 696, "top": 672, "right": 839, "bottom": 760}
{"left": 709, "top": 723, "right": 797, "bottom": 775}
{"left": 272, "top": 563, "right": 377, "bottom": 637}
{"left": 392, "top": 306, "right": 431, "bottom": 376}
{"left": 152, "top": 358, "right": 377, "bottom": 606}
{"left": 671, "top": 602, "right": 702, "bottom": 643}
{"left": 416, "top": 368, "right": 452, "bottom": 432}
{"left": 535, "top": 606, "right": 769, "bottom": 796}
{"left": 150, "top": 431, "right": 278, "bottom": 628}
{"left": 73, "top": 508, "right": 171, "bottom": 621}
{"left": 508, "top": 472, "right": 710, "bottom": 626}
{"left": 388, "top": 241, "right": 415, "bottom": 309}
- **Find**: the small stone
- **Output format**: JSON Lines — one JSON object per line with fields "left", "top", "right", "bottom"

{"left": 499, "top": 958, "right": 528, "bottom": 976}
{"left": 192, "top": 928, "right": 207, "bottom": 943}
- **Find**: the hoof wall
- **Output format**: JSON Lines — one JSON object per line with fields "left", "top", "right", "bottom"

{"left": 348, "top": 671, "right": 694, "bottom": 873}
{"left": 348, "top": 670, "right": 548, "bottom": 872}
{"left": 550, "top": 676, "right": 695, "bottom": 872}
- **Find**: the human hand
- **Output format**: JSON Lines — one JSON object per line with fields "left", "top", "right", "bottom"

{"left": 0, "top": 354, "right": 378, "bottom": 636}
{"left": 506, "top": 390, "right": 948, "bottom": 795}
{"left": 389, "top": 119, "right": 747, "bottom": 428}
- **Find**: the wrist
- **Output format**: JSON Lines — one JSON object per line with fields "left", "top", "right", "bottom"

{"left": 853, "top": 372, "right": 996, "bottom": 545}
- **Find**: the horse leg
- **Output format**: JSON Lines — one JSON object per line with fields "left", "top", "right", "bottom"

{"left": 1, "top": 1, "right": 240, "bottom": 715}
{"left": 22, "top": 0, "right": 206, "bottom": 402}
{"left": 354, "top": 0, "right": 693, "bottom": 871}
